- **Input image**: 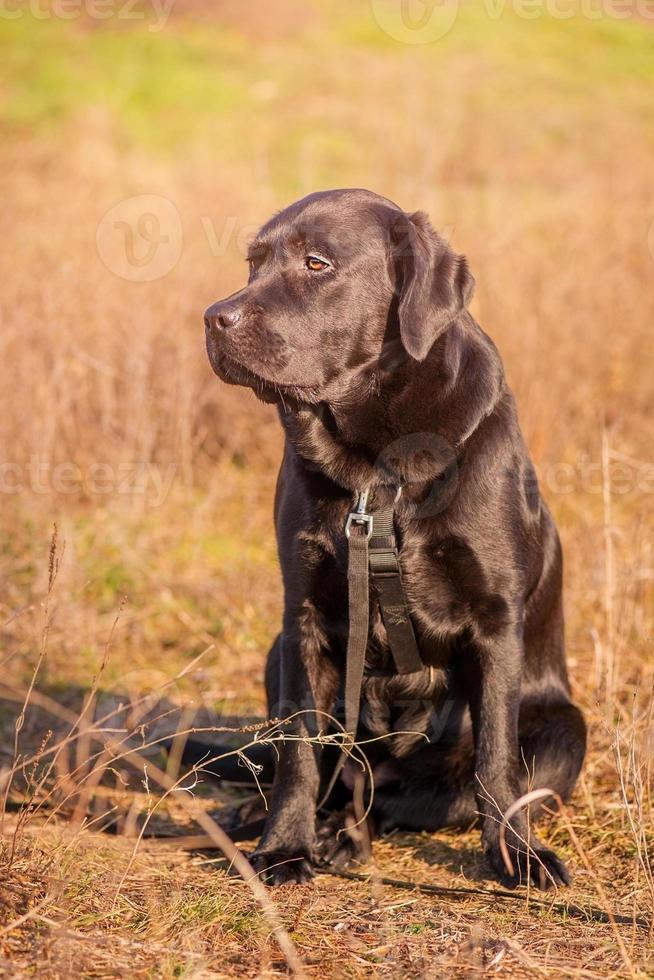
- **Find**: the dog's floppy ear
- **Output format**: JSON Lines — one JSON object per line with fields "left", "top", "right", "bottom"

{"left": 391, "top": 210, "right": 475, "bottom": 362}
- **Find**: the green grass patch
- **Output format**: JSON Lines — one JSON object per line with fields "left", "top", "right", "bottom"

{"left": 0, "top": 17, "right": 250, "bottom": 150}
{"left": 1, "top": 6, "right": 652, "bottom": 167}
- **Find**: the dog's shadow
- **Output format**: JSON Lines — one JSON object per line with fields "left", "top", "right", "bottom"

{"left": 0, "top": 680, "right": 263, "bottom": 813}
{"left": 1, "top": 683, "right": 503, "bottom": 887}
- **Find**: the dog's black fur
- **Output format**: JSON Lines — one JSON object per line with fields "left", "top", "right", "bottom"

{"left": 201, "top": 188, "right": 586, "bottom": 888}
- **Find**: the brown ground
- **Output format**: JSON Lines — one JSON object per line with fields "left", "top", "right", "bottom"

{"left": 0, "top": 3, "right": 653, "bottom": 977}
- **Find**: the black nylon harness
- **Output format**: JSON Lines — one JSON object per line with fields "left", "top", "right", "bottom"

{"left": 365, "top": 494, "right": 423, "bottom": 676}
{"left": 321, "top": 487, "right": 425, "bottom": 803}
{"left": 344, "top": 486, "right": 424, "bottom": 730}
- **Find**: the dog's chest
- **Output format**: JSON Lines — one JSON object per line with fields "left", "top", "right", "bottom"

{"left": 307, "top": 519, "right": 484, "bottom": 656}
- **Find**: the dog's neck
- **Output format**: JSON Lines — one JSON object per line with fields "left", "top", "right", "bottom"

{"left": 280, "top": 316, "right": 505, "bottom": 493}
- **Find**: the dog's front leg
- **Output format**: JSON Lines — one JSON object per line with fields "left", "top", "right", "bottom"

{"left": 469, "top": 625, "right": 570, "bottom": 890}
{"left": 250, "top": 627, "right": 338, "bottom": 885}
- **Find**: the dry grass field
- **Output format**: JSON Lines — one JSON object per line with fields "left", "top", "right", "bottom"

{"left": 1, "top": 2, "right": 653, "bottom": 976}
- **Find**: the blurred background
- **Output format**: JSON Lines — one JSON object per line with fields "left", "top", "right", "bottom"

{"left": 0, "top": 3, "right": 653, "bottom": 974}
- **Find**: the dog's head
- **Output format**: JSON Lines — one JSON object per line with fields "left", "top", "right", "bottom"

{"left": 204, "top": 189, "right": 474, "bottom": 405}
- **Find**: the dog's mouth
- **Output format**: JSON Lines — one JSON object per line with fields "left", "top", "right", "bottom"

{"left": 214, "top": 351, "right": 321, "bottom": 407}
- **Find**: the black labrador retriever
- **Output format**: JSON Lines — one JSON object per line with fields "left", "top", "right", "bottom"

{"left": 202, "top": 188, "right": 586, "bottom": 888}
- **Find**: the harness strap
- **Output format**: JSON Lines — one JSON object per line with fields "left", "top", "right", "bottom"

{"left": 317, "top": 494, "right": 372, "bottom": 807}
{"left": 368, "top": 501, "right": 423, "bottom": 675}
{"left": 344, "top": 521, "right": 372, "bottom": 742}
{"left": 317, "top": 487, "right": 423, "bottom": 809}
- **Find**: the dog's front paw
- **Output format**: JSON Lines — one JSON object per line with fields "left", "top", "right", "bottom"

{"left": 314, "top": 808, "right": 371, "bottom": 870}
{"left": 249, "top": 848, "right": 315, "bottom": 886}
{"left": 486, "top": 837, "right": 571, "bottom": 890}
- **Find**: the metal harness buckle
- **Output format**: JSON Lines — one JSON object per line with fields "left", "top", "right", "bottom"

{"left": 345, "top": 512, "right": 373, "bottom": 539}
{"left": 345, "top": 487, "right": 373, "bottom": 539}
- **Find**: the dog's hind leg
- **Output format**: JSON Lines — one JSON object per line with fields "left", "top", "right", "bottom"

{"left": 369, "top": 696, "right": 586, "bottom": 838}
{"left": 515, "top": 696, "right": 586, "bottom": 807}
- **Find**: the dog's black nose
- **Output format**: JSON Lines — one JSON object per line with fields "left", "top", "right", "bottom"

{"left": 205, "top": 303, "right": 241, "bottom": 331}
{"left": 217, "top": 305, "right": 241, "bottom": 328}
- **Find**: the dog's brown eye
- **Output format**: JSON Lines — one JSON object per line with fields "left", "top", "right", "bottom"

{"left": 305, "top": 256, "right": 329, "bottom": 272}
